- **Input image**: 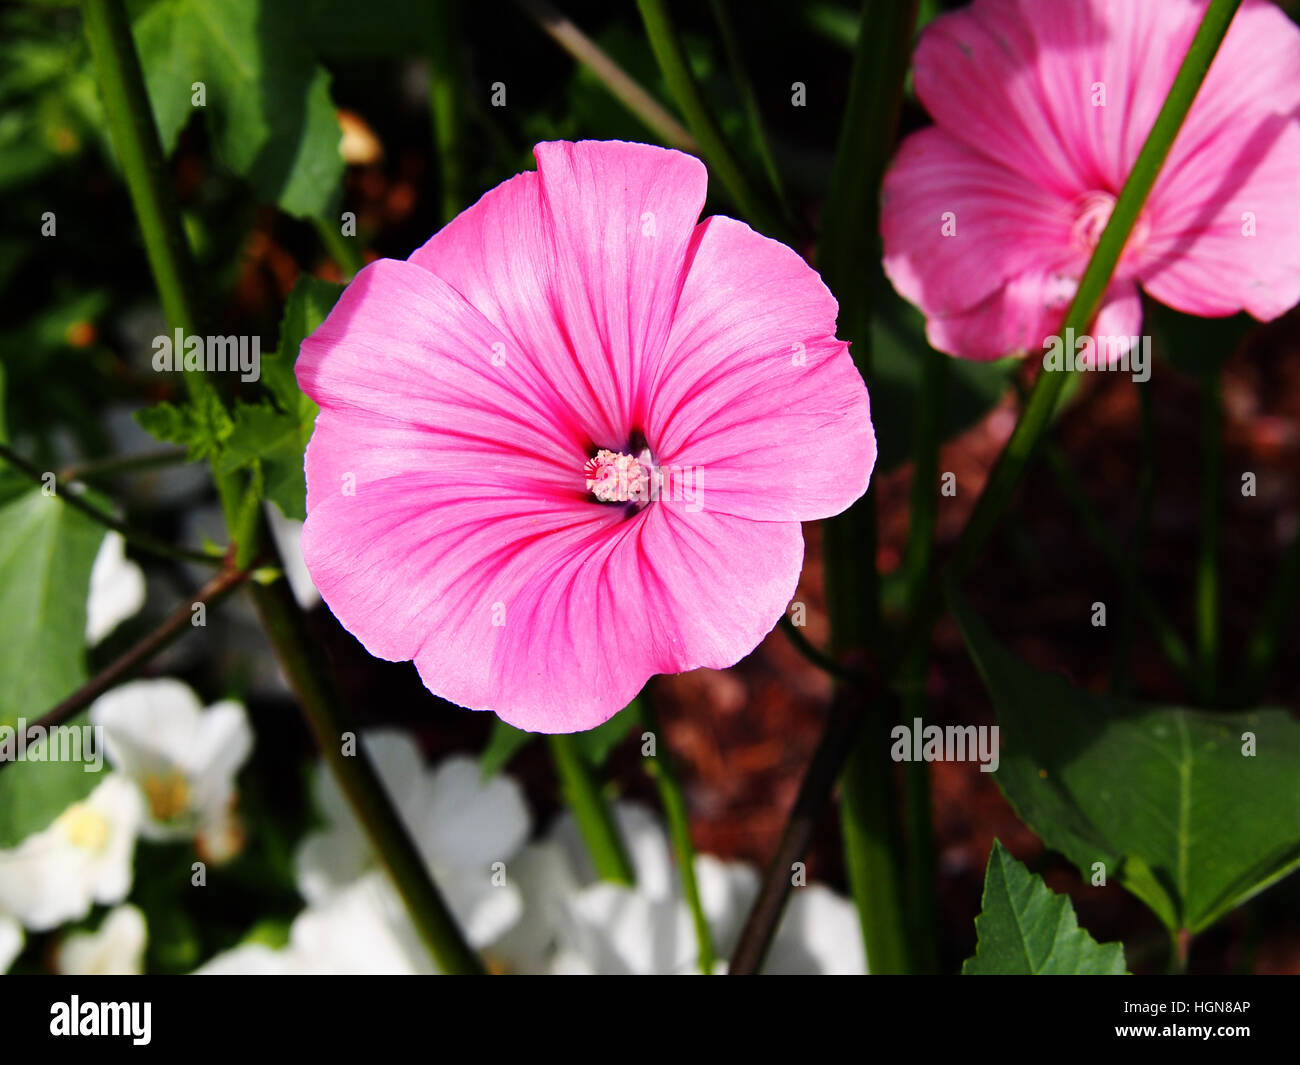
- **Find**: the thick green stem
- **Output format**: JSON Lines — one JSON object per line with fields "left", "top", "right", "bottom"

{"left": 251, "top": 575, "right": 484, "bottom": 973}
{"left": 636, "top": 0, "right": 788, "bottom": 240}
{"left": 641, "top": 696, "right": 714, "bottom": 973}
{"left": 823, "top": 0, "right": 919, "bottom": 976}
{"left": 547, "top": 734, "right": 635, "bottom": 885}
{"left": 899, "top": 345, "right": 946, "bottom": 974}
{"left": 428, "top": 0, "right": 468, "bottom": 225}
{"left": 82, "top": 0, "right": 481, "bottom": 974}
{"left": 1196, "top": 363, "right": 1223, "bottom": 704}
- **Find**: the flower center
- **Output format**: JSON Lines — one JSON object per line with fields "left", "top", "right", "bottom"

{"left": 1070, "top": 190, "right": 1149, "bottom": 258}
{"left": 584, "top": 448, "right": 650, "bottom": 504}
{"left": 142, "top": 770, "right": 191, "bottom": 822}
{"left": 59, "top": 803, "right": 111, "bottom": 852}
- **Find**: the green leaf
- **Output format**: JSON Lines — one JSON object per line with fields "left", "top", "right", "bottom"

{"left": 134, "top": 390, "right": 233, "bottom": 461}
{"left": 130, "top": 0, "right": 344, "bottom": 218}
{"left": 952, "top": 592, "right": 1300, "bottom": 934}
{"left": 0, "top": 712, "right": 103, "bottom": 848}
{"left": 0, "top": 483, "right": 103, "bottom": 728}
{"left": 219, "top": 276, "right": 341, "bottom": 520}
{"left": 963, "top": 840, "right": 1128, "bottom": 975}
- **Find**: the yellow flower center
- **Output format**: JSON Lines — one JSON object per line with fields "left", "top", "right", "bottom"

{"left": 142, "top": 770, "right": 191, "bottom": 822}
{"left": 59, "top": 804, "right": 111, "bottom": 852}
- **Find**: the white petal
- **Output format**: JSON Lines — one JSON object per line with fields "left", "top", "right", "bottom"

{"left": 0, "top": 912, "right": 22, "bottom": 972}
{"left": 766, "top": 884, "right": 868, "bottom": 975}
{"left": 193, "top": 942, "right": 298, "bottom": 975}
{"left": 85, "top": 532, "right": 146, "bottom": 645}
{"left": 265, "top": 505, "right": 320, "bottom": 610}
{"left": 420, "top": 756, "right": 531, "bottom": 872}
{"left": 55, "top": 904, "right": 147, "bottom": 975}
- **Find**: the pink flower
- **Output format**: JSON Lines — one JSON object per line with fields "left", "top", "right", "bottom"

{"left": 881, "top": 0, "right": 1300, "bottom": 361}
{"left": 295, "top": 141, "right": 875, "bottom": 732}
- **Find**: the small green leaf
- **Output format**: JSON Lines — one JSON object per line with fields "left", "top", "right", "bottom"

{"left": 0, "top": 483, "right": 103, "bottom": 727}
{"left": 963, "top": 840, "right": 1128, "bottom": 975}
{"left": 134, "top": 391, "right": 233, "bottom": 461}
{"left": 0, "top": 713, "right": 103, "bottom": 848}
{"left": 952, "top": 592, "right": 1300, "bottom": 934}
{"left": 218, "top": 276, "right": 342, "bottom": 520}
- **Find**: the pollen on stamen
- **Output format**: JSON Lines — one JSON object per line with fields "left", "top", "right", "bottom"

{"left": 584, "top": 449, "right": 649, "bottom": 503}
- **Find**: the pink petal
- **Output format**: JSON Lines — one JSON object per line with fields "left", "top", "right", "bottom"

{"left": 416, "top": 504, "right": 803, "bottom": 733}
{"left": 925, "top": 271, "right": 1141, "bottom": 362}
{"left": 882, "top": 127, "right": 1075, "bottom": 320}
{"left": 409, "top": 140, "right": 707, "bottom": 446}
{"left": 647, "top": 216, "right": 875, "bottom": 521}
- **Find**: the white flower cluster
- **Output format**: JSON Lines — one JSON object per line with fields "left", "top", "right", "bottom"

{"left": 0, "top": 678, "right": 253, "bottom": 975}
{"left": 198, "top": 730, "right": 868, "bottom": 976}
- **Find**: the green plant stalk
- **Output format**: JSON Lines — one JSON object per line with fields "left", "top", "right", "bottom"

{"left": 823, "top": 0, "right": 919, "bottom": 977}
{"left": 1043, "top": 443, "right": 1194, "bottom": 685}
{"left": 547, "top": 734, "right": 635, "bottom": 885}
{"left": 58, "top": 446, "right": 189, "bottom": 481}
{"left": 1112, "top": 381, "right": 1156, "bottom": 695}
{"left": 706, "top": 0, "right": 790, "bottom": 220}
{"left": 642, "top": 698, "right": 714, "bottom": 973}
{"left": 1241, "top": 523, "right": 1300, "bottom": 698}
{"left": 731, "top": 0, "right": 1245, "bottom": 975}
{"left": 636, "top": 0, "right": 788, "bottom": 241}
{"left": 518, "top": 0, "right": 697, "bottom": 152}
{"left": 1196, "top": 362, "right": 1223, "bottom": 704}
{"left": 899, "top": 344, "right": 946, "bottom": 974}
{"left": 251, "top": 574, "right": 484, "bottom": 973}
{"left": 428, "top": 0, "right": 468, "bottom": 225}
{"left": 313, "top": 216, "right": 364, "bottom": 281}
{"left": 82, "top": 0, "right": 482, "bottom": 974}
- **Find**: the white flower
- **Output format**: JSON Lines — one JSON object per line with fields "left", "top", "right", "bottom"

{"left": 89, "top": 679, "right": 252, "bottom": 843}
{"left": 296, "top": 732, "right": 531, "bottom": 951}
{"left": 502, "top": 801, "right": 868, "bottom": 975}
{"left": 194, "top": 942, "right": 297, "bottom": 976}
{"left": 264, "top": 504, "right": 319, "bottom": 610}
{"left": 0, "top": 775, "right": 143, "bottom": 930}
{"left": 85, "top": 531, "right": 146, "bottom": 645}
{"left": 0, "top": 912, "right": 22, "bottom": 973}
{"left": 54, "top": 904, "right": 147, "bottom": 975}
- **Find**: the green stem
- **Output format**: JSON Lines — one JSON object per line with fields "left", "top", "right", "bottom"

{"left": 636, "top": 0, "right": 788, "bottom": 240}
{"left": 0, "top": 441, "right": 224, "bottom": 566}
{"left": 706, "top": 0, "right": 790, "bottom": 221}
{"left": 518, "top": 0, "right": 697, "bottom": 153}
{"left": 251, "top": 573, "right": 484, "bottom": 973}
{"left": 82, "top": 0, "right": 482, "bottom": 974}
{"left": 547, "top": 734, "right": 635, "bottom": 885}
{"left": 899, "top": 344, "right": 946, "bottom": 974}
{"left": 58, "top": 446, "right": 189, "bottom": 481}
{"left": 1112, "top": 381, "right": 1156, "bottom": 695}
{"left": 1196, "top": 363, "right": 1223, "bottom": 704}
{"left": 1043, "top": 443, "right": 1195, "bottom": 686}
{"left": 823, "top": 0, "right": 919, "bottom": 977}
{"left": 777, "top": 614, "right": 864, "bottom": 684}
{"left": 641, "top": 696, "right": 714, "bottom": 973}
{"left": 1241, "top": 523, "right": 1300, "bottom": 699}
{"left": 427, "top": 0, "right": 468, "bottom": 225}
{"left": 313, "top": 216, "right": 363, "bottom": 281}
